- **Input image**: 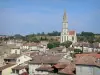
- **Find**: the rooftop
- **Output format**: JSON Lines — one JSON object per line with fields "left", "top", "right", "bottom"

{"left": 76, "top": 53, "right": 100, "bottom": 67}
{"left": 0, "top": 64, "right": 15, "bottom": 71}
{"left": 12, "top": 65, "right": 28, "bottom": 70}
{"left": 4, "top": 54, "right": 21, "bottom": 59}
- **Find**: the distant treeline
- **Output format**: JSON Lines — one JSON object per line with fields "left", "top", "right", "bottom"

{"left": 0, "top": 31, "right": 100, "bottom": 43}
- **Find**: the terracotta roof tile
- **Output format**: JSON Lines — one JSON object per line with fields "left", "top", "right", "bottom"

{"left": 19, "top": 72, "right": 28, "bottom": 75}
{"left": 59, "top": 63, "right": 75, "bottom": 75}
{"left": 53, "top": 63, "right": 68, "bottom": 69}
{"left": 68, "top": 31, "right": 75, "bottom": 35}
{"left": 36, "top": 65, "right": 53, "bottom": 71}
{"left": 76, "top": 55, "right": 97, "bottom": 65}
{"left": 75, "top": 54, "right": 100, "bottom": 67}
{"left": 29, "top": 54, "right": 62, "bottom": 64}
{"left": 75, "top": 53, "right": 100, "bottom": 59}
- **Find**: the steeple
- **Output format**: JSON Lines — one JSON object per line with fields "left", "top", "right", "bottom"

{"left": 63, "top": 9, "right": 67, "bottom": 23}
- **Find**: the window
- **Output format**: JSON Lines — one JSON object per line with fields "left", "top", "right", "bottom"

{"left": 67, "top": 36, "right": 68, "bottom": 40}
{"left": 16, "top": 70, "right": 19, "bottom": 74}
{"left": 62, "top": 36, "right": 63, "bottom": 42}
{"left": 72, "top": 36, "right": 74, "bottom": 41}
{"left": 88, "top": 67, "right": 92, "bottom": 75}
{"left": 64, "top": 36, "right": 66, "bottom": 41}
{"left": 80, "top": 67, "right": 82, "bottom": 72}
{"left": 15, "top": 50, "right": 17, "bottom": 54}
{"left": 12, "top": 69, "right": 15, "bottom": 73}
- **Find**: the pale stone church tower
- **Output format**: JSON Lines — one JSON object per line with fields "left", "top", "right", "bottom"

{"left": 60, "top": 10, "right": 77, "bottom": 43}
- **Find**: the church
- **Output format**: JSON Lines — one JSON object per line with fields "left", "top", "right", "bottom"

{"left": 60, "top": 10, "right": 77, "bottom": 43}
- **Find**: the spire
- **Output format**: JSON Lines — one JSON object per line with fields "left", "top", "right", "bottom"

{"left": 63, "top": 9, "right": 67, "bottom": 23}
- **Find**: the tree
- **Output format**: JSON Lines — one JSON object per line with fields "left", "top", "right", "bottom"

{"left": 47, "top": 31, "right": 60, "bottom": 36}
{"left": 47, "top": 41, "right": 60, "bottom": 49}
{"left": 74, "top": 49, "right": 83, "bottom": 54}
{"left": 80, "top": 31, "right": 95, "bottom": 43}
{"left": 14, "top": 34, "right": 23, "bottom": 39}
{"left": 24, "top": 34, "right": 35, "bottom": 42}
{"left": 32, "top": 37, "right": 40, "bottom": 43}
{"left": 47, "top": 42, "right": 54, "bottom": 49}
{"left": 41, "top": 32, "right": 45, "bottom": 36}
{"left": 40, "top": 37, "right": 43, "bottom": 40}
{"left": 44, "top": 36, "right": 48, "bottom": 40}
{"left": 61, "top": 41, "right": 72, "bottom": 48}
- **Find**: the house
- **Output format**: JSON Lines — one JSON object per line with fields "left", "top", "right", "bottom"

{"left": 11, "top": 64, "right": 28, "bottom": 75}
{"left": 57, "top": 62, "right": 75, "bottom": 75}
{"left": 35, "top": 61, "right": 75, "bottom": 75}
{"left": 76, "top": 53, "right": 100, "bottom": 75}
{"left": 46, "top": 46, "right": 67, "bottom": 54}
{"left": 7, "top": 40, "right": 15, "bottom": 45}
{"left": 6, "top": 40, "right": 22, "bottom": 47}
{"left": 21, "top": 42, "right": 39, "bottom": 51}
{"left": 4, "top": 54, "right": 21, "bottom": 64}
{"left": 39, "top": 41, "right": 48, "bottom": 48}
{"left": 0, "top": 64, "right": 16, "bottom": 75}
{"left": 29, "top": 54, "right": 63, "bottom": 75}
{"left": 73, "top": 42, "right": 100, "bottom": 53}
{"left": 10, "top": 46, "right": 21, "bottom": 54}
{"left": 35, "top": 65, "right": 52, "bottom": 75}
{"left": 4, "top": 54, "right": 32, "bottom": 65}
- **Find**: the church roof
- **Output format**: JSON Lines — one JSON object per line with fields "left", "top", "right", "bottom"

{"left": 68, "top": 31, "right": 75, "bottom": 35}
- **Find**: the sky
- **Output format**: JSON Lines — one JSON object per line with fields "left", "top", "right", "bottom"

{"left": 0, "top": 0, "right": 100, "bottom": 35}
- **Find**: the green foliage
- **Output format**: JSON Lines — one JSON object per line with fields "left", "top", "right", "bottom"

{"left": 14, "top": 34, "right": 24, "bottom": 39}
{"left": 24, "top": 34, "right": 40, "bottom": 43}
{"left": 74, "top": 49, "right": 83, "bottom": 54}
{"left": 95, "top": 37, "right": 100, "bottom": 43}
{"left": 40, "top": 36, "right": 48, "bottom": 41}
{"left": 61, "top": 41, "right": 72, "bottom": 48}
{"left": 47, "top": 41, "right": 60, "bottom": 49}
{"left": 47, "top": 31, "right": 60, "bottom": 36}
{"left": 78, "top": 31, "right": 95, "bottom": 43}
{"left": 81, "top": 31, "right": 94, "bottom": 36}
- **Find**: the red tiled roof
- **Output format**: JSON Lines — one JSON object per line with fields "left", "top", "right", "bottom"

{"left": 36, "top": 65, "right": 53, "bottom": 71}
{"left": 53, "top": 63, "right": 68, "bottom": 69}
{"left": 59, "top": 63, "right": 75, "bottom": 75}
{"left": 75, "top": 54, "right": 100, "bottom": 67}
{"left": 29, "top": 54, "right": 62, "bottom": 64}
{"left": 20, "top": 72, "right": 28, "bottom": 75}
{"left": 68, "top": 31, "right": 75, "bottom": 35}
{"left": 76, "top": 55, "right": 97, "bottom": 65}
{"left": 75, "top": 53, "right": 100, "bottom": 59}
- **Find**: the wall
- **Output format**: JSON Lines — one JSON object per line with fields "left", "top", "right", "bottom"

{"left": 16, "top": 55, "right": 32, "bottom": 65}
{"left": 2, "top": 65, "right": 17, "bottom": 75}
{"left": 76, "top": 65, "right": 93, "bottom": 75}
{"left": 93, "top": 66, "right": 100, "bottom": 75}
{"left": 29, "top": 46, "right": 38, "bottom": 50}
{"left": 29, "top": 64, "right": 48, "bottom": 75}
{"left": 11, "top": 49, "right": 21, "bottom": 54}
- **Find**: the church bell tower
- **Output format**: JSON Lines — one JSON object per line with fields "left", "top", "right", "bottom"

{"left": 60, "top": 10, "right": 68, "bottom": 43}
